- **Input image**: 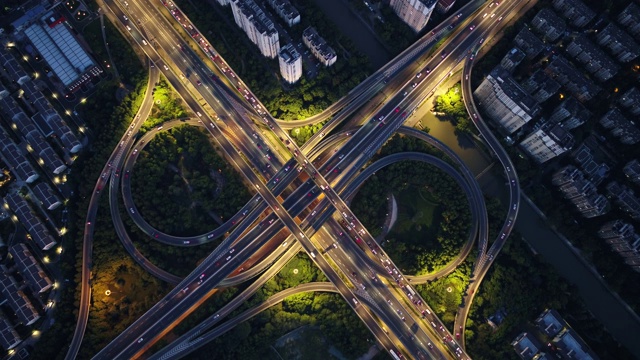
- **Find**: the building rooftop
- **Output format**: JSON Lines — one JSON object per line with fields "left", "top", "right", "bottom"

{"left": 303, "top": 27, "right": 337, "bottom": 64}
{"left": 490, "top": 66, "right": 540, "bottom": 116}
{"left": 0, "top": 273, "right": 40, "bottom": 326}
{"left": 3, "top": 193, "right": 56, "bottom": 251}
{"left": 9, "top": 243, "right": 53, "bottom": 294}
{"left": 512, "top": 332, "right": 541, "bottom": 360}
{"left": 536, "top": 309, "right": 564, "bottom": 337}
{"left": 554, "top": 328, "right": 599, "bottom": 360}
{"left": 279, "top": 43, "right": 300, "bottom": 63}
{"left": 32, "top": 182, "right": 62, "bottom": 210}
{"left": 514, "top": 27, "right": 545, "bottom": 58}
{"left": 0, "top": 316, "right": 21, "bottom": 350}
{"left": 0, "top": 130, "right": 39, "bottom": 183}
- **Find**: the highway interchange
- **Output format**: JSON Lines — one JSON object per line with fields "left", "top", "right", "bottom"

{"left": 67, "top": 0, "right": 529, "bottom": 358}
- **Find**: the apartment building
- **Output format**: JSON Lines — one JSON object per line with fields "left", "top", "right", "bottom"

{"left": 606, "top": 181, "right": 640, "bottom": 221}
{"left": 596, "top": 23, "right": 640, "bottom": 63}
{"left": 266, "top": 0, "right": 300, "bottom": 27}
{"left": 618, "top": 3, "right": 640, "bottom": 38}
{"left": 599, "top": 108, "right": 640, "bottom": 145}
{"left": 618, "top": 87, "right": 640, "bottom": 116}
{"left": 389, "top": 0, "right": 438, "bottom": 33}
{"left": 552, "top": 0, "right": 595, "bottom": 28}
{"left": 623, "top": 159, "right": 640, "bottom": 185}
{"left": 500, "top": 47, "right": 526, "bottom": 73}
{"left": 531, "top": 8, "right": 566, "bottom": 41}
{"left": 514, "top": 27, "right": 546, "bottom": 58}
{"left": 436, "top": 0, "right": 456, "bottom": 14}
{"left": 521, "top": 69, "right": 561, "bottom": 103}
{"left": 520, "top": 123, "right": 574, "bottom": 164}
{"left": 544, "top": 56, "right": 600, "bottom": 102}
{"left": 3, "top": 193, "right": 56, "bottom": 251}
{"left": 278, "top": 43, "right": 302, "bottom": 83}
{"left": 548, "top": 97, "right": 590, "bottom": 130}
{"left": 552, "top": 165, "right": 609, "bottom": 218}
{"left": 473, "top": 66, "right": 540, "bottom": 134}
{"left": 565, "top": 34, "right": 619, "bottom": 82}
{"left": 230, "top": 0, "right": 280, "bottom": 58}
{"left": 302, "top": 27, "right": 337, "bottom": 67}
{"left": 9, "top": 243, "right": 53, "bottom": 294}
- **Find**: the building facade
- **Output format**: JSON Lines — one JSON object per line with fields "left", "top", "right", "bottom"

{"left": 302, "top": 27, "right": 337, "bottom": 66}
{"left": 473, "top": 66, "right": 540, "bottom": 134}
{"left": 520, "top": 123, "right": 574, "bottom": 164}
{"left": 389, "top": 0, "right": 437, "bottom": 32}
{"left": 230, "top": 0, "right": 280, "bottom": 58}
{"left": 278, "top": 44, "right": 302, "bottom": 83}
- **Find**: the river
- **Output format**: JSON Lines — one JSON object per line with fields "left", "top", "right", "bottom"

{"left": 311, "top": 0, "right": 391, "bottom": 69}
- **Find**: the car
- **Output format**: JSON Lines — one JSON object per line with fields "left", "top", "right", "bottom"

{"left": 491, "top": 13, "right": 496, "bottom": 18}
{"left": 412, "top": 82, "right": 418, "bottom": 88}
{"left": 126, "top": 25, "right": 132, "bottom": 31}
{"left": 196, "top": 80, "right": 202, "bottom": 86}
{"left": 200, "top": 273, "right": 206, "bottom": 279}
{"left": 395, "top": 107, "right": 400, "bottom": 112}
{"left": 182, "top": 287, "right": 189, "bottom": 293}
{"left": 425, "top": 67, "right": 430, "bottom": 73}
{"left": 489, "top": 254, "right": 494, "bottom": 260}
{"left": 123, "top": 15, "right": 128, "bottom": 21}
{"left": 87, "top": 221, "right": 91, "bottom": 225}
{"left": 513, "top": 204, "right": 517, "bottom": 210}
{"left": 483, "top": 13, "right": 488, "bottom": 18}
{"left": 416, "top": 72, "right": 422, "bottom": 78}
{"left": 130, "top": 207, "right": 135, "bottom": 214}
{"left": 428, "top": 343, "right": 434, "bottom": 349}
{"left": 456, "top": 332, "right": 460, "bottom": 339}
{"left": 465, "top": 74, "right": 469, "bottom": 80}
{"left": 469, "top": 25, "right": 475, "bottom": 31}
{"left": 378, "top": 115, "right": 384, "bottom": 121}
{"left": 225, "top": 255, "right": 232, "bottom": 261}
{"left": 164, "top": 64, "right": 169, "bottom": 70}
{"left": 137, "top": 338, "right": 144, "bottom": 343}
{"left": 441, "top": 51, "right": 447, "bottom": 58}
{"left": 333, "top": 243, "right": 338, "bottom": 249}
{"left": 498, "top": 16, "right": 503, "bottom": 21}
{"left": 229, "top": 248, "right": 235, "bottom": 254}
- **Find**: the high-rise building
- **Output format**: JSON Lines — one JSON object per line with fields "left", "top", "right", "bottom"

{"left": 278, "top": 44, "right": 302, "bottom": 83}
{"left": 520, "top": 123, "right": 574, "bottom": 164}
{"left": 473, "top": 66, "right": 540, "bottom": 134}
{"left": 230, "top": 0, "right": 280, "bottom": 58}
{"left": 389, "top": 0, "right": 437, "bottom": 33}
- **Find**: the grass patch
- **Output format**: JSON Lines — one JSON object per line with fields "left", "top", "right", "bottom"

{"left": 388, "top": 186, "right": 443, "bottom": 249}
